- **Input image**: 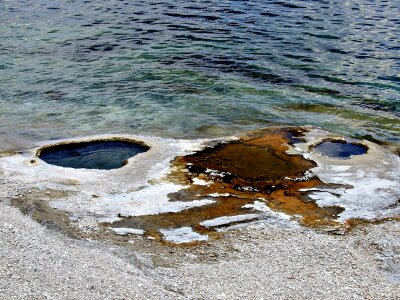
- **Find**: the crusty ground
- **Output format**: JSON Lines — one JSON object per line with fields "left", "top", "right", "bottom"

{"left": 1, "top": 179, "right": 399, "bottom": 300}
{"left": 0, "top": 134, "right": 399, "bottom": 300}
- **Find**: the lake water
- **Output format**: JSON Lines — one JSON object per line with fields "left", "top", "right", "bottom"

{"left": 1, "top": 0, "right": 399, "bottom": 143}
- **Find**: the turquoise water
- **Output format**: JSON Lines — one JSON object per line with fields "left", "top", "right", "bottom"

{"left": 0, "top": 0, "right": 399, "bottom": 142}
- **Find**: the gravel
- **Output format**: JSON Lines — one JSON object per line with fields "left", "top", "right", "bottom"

{"left": 0, "top": 202, "right": 178, "bottom": 300}
{"left": 161, "top": 223, "right": 400, "bottom": 299}
{"left": 0, "top": 177, "right": 399, "bottom": 299}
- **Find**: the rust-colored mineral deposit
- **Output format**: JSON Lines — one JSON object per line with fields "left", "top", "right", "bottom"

{"left": 112, "top": 127, "right": 345, "bottom": 242}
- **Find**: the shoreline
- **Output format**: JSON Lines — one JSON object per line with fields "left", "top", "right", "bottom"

{"left": 0, "top": 127, "right": 399, "bottom": 299}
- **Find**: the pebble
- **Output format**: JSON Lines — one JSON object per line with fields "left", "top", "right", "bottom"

{"left": 0, "top": 177, "right": 399, "bottom": 300}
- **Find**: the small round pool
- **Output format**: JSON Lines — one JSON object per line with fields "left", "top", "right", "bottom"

{"left": 38, "top": 140, "right": 149, "bottom": 170}
{"left": 313, "top": 140, "right": 367, "bottom": 159}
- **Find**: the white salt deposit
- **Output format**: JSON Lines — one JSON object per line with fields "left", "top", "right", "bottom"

{"left": 160, "top": 227, "right": 208, "bottom": 243}
{"left": 192, "top": 178, "right": 212, "bottom": 186}
{"left": 0, "top": 128, "right": 398, "bottom": 242}
{"left": 243, "top": 201, "right": 291, "bottom": 220}
{"left": 52, "top": 183, "right": 215, "bottom": 221}
{"left": 0, "top": 134, "right": 214, "bottom": 227}
{"left": 207, "top": 193, "right": 231, "bottom": 197}
{"left": 200, "top": 214, "right": 260, "bottom": 228}
{"left": 111, "top": 228, "right": 145, "bottom": 236}
{"left": 291, "top": 127, "right": 400, "bottom": 221}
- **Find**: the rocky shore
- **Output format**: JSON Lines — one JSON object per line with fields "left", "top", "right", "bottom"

{"left": 1, "top": 128, "right": 399, "bottom": 299}
{"left": 1, "top": 177, "right": 399, "bottom": 299}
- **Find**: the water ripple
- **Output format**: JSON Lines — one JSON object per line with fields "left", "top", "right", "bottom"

{"left": 0, "top": 0, "right": 399, "bottom": 142}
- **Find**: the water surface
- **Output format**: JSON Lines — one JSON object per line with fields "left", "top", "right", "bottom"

{"left": 0, "top": 0, "right": 399, "bottom": 142}
{"left": 39, "top": 140, "right": 148, "bottom": 169}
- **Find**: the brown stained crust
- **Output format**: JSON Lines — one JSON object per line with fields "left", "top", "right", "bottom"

{"left": 111, "top": 127, "right": 346, "bottom": 243}
{"left": 180, "top": 127, "right": 314, "bottom": 183}
{"left": 7, "top": 127, "right": 397, "bottom": 248}
{"left": 10, "top": 189, "right": 80, "bottom": 238}
{"left": 172, "top": 127, "right": 344, "bottom": 228}
{"left": 0, "top": 150, "right": 20, "bottom": 158}
{"left": 344, "top": 216, "right": 400, "bottom": 232}
{"left": 111, "top": 191, "right": 251, "bottom": 242}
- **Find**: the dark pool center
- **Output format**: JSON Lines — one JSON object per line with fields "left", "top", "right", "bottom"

{"left": 313, "top": 140, "right": 368, "bottom": 159}
{"left": 38, "top": 140, "right": 149, "bottom": 170}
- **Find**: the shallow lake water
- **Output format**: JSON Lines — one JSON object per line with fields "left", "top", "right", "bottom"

{"left": 0, "top": 0, "right": 399, "bottom": 143}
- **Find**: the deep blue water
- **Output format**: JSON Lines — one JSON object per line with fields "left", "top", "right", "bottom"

{"left": 0, "top": 0, "right": 399, "bottom": 142}
{"left": 39, "top": 140, "right": 148, "bottom": 169}
{"left": 314, "top": 140, "right": 368, "bottom": 159}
